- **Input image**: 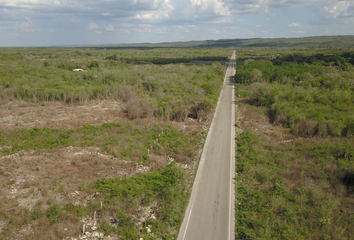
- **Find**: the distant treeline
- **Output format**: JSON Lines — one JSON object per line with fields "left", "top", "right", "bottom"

{"left": 87, "top": 35, "right": 354, "bottom": 49}
{"left": 105, "top": 54, "right": 228, "bottom": 64}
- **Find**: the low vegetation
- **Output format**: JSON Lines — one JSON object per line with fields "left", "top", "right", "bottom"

{"left": 0, "top": 47, "right": 229, "bottom": 239}
{"left": 0, "top": 122, "right": 202, "bottom": 162}
{"left": 236, "top": 132, "right": 354, "bottom": 239}
{"left": 236, "top": 49, "right": 354, "bottom": 137}
{"left": 235, "top": 48, "right": 354, "bottom": 239}
{"left": 0, "top": 48, "right": 228, "bottom": 121}
{"left": 0, "top": 162, "right": 188, "bottom": 240}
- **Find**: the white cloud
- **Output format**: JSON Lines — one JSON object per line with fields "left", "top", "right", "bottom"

{"left": 268, "top": 0, "right": 326, "bottom": 8}
{"left": 289, "top": 22, "right": 301, "bottom": 27}
{"left": 0, "top": 0, "right": 353, "bottom": 46}
{"left": 20, "top": 17, "right": 33, "bottom": 28}
{"left": 310, "top": 0, "right": 354, "bottom": 24}
{"left": 105, "top": 24, "right": 115, "bottom": 31}
{"left": 190, "top": 0, "right": 230, "bottom": 16}
{"left": 120, "top": 29, "right": 130, "bottom": 33}
{"left": 88, "top": 23, "right": 99, "bottom": 30}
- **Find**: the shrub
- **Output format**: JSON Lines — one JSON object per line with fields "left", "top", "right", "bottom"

{"left": 326, "top": 120, "right": 345, "bottom": 137}
{"left": 293, "top": 120, "right": 317, "bottom": 136}
{"left": 189, "top": 99, "right": 214, "bottom": 121}
{"left": 47, "top": 204, "right": 62, "bottom": 223}
{"left": 343, "top": 170, "right": 354, "bottom": 191}
{"left": 86, "top": 61, "right": 100, "bottom": 70}
{"left": 345, "top": 118, "right": 354, "bottom": 137}
{"left": 316, "top": 122, "right": 327, "bottom": 137}
{"left": 270, "top": 102, "right": 302, "bottom": 128}
{"left": 126, "top": 98, "right": 157, "bottom": 120}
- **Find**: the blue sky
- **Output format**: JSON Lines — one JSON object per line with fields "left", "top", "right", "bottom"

{"left": 0, "top": 0, "right": 353, "bottom": 46}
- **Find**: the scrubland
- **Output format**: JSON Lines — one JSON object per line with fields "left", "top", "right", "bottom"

{"left": 0, "top": 47, "right": 230, "bottom": 239}
{"left": 235, "top": 47, "right": 354, "bottom": 239}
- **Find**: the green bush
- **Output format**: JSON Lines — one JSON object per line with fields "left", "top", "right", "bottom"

{"left": 47, "top": 204, "right": 62, "bottom": 223}
{"left": 86, "top": 61, "right": 100, "bottom": 69}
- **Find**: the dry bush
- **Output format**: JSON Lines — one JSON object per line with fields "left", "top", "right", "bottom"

{"left": 171, "top": 107, "right": 189, "bottom": 122}
{"left": 172, "top": 153, "right": 191, "bottom": 164}
{"left": 293, "top": 120, "right": 317, "bottom": 136}
{"left": 316, "top": 122, "right": 327, "bottom": 137}
{"left": 188, "top": 100, "right": 214, "bottom": 121}
{"left": 117, "top": 85, "right": 137, "bottom": 102}
{"left": 126, "top": 98, "right": 157, "bottom": 120}
{"left": 273, "top": 113, "right": 288, "bottom": 126}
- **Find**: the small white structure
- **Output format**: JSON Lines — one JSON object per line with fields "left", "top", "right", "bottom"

{"left": 73, "top": 68, "right": 83, "bottom": 72}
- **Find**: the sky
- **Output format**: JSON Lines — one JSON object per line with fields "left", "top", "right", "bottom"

{"left": 0, "top": 0, "right": 354, "bottom": 46}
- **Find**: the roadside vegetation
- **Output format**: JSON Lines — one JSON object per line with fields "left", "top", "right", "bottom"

{"left": 235, "top": 48, "right": 354, "bottom": 239}
{"left": 0, "top": 47, "right": 230, "bottom": 239}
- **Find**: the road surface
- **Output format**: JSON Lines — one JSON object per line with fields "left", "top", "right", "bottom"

{"left": 178, "top": 51, "right": 236, "bottom": 240}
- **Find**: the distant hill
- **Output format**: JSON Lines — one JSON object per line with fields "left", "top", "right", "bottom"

{"left": 89, "top": 35, "right": 354, "bottom": 49}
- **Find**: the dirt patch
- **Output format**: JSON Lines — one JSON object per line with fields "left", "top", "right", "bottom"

{"left": 0, "top": 99, "right": 207, "bottom": 134}
{"left": 0, "top": 100, "right": 125, "bottom": 130}
{"left": 237, "top": 99, "right": 293, "bottom": 143}
{"left": 1, "top": 147, "right": 126, "bottom": 211}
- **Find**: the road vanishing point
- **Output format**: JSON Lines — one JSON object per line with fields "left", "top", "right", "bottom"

{"left": 178, "top": 51, "right": 236, "bottom": 240}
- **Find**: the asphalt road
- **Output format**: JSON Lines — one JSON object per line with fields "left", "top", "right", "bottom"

{"left": 178, "top": 51, "right": 236, "bottom": 240}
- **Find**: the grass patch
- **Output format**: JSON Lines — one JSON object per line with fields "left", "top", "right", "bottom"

{"left": 96, "top": 162, "right": 189, "bottom": 239}
{"left": 0, "top": 122, "right": 203, "bottom": 162}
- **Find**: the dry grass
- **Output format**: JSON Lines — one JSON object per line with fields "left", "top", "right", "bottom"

{"left": 293, "top": 119, "right": 317, "bottom": 136}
